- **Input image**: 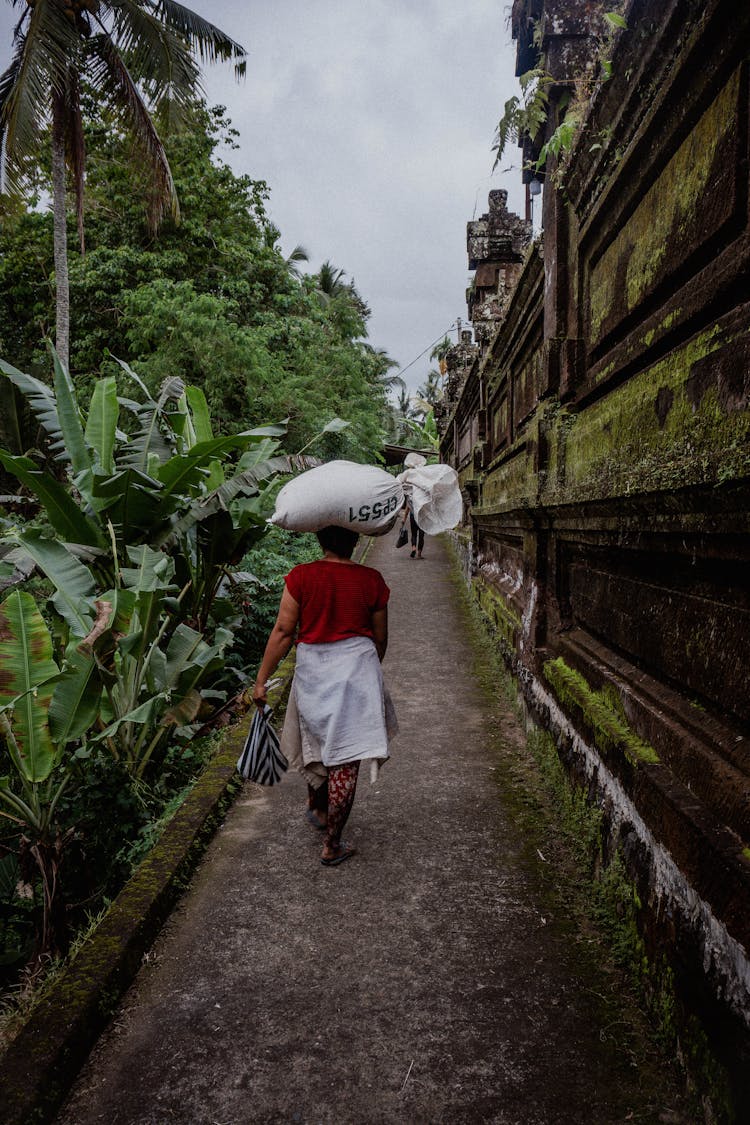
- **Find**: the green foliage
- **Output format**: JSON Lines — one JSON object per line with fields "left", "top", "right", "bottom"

{"left": 429, "top": 336, "right": 452, "bottom": 364}
{"left": 0, "top": 102, "right": 391, "bottom": 465}
{"left": 416, "top": 369, "right": 443, "bottom": 410}
{"left": 405, "top": 408, "right": 440, "bottom": 454}
{"left": 534, "top": 105, "right": 582, "bottom": 171}
{"left": 0, "top": 591, "right": 61, "bottom": 785}
{"left": 492, "top": 68, "right": 552, "bottom": 167}
{"left": 604, "top": 11, "right": 628, "bottom": 31}
{"left": 0, "top": 355, "right": 299, "bottom": 960}
{"left": 492, "top": 10, "right": 627, "bottom": 176}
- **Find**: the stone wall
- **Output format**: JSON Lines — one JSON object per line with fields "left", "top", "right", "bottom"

{"left": 441, "top": 0, "right": 750, "bottom": 1110}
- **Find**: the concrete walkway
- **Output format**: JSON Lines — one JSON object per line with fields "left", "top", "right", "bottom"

{"left": 58, "top": 536, "right": 688, "bottom": 1124}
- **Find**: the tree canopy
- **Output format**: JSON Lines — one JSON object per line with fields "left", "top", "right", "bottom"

{"left": 0, "top": 100, "right": 393, "bottom": 460}
{"left": 0, "top": 0, "right": 247, "bottom": 366}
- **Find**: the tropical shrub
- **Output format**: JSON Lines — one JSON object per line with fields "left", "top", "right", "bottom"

{"left": 0, "top": 350, "right": 298, "bottom": 960}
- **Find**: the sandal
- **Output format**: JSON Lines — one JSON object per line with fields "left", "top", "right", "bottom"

{"left": 321, "top": 842, "right": 357, "bottom": 867}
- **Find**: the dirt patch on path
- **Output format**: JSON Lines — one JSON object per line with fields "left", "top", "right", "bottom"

{"left": 57, "top": 535, "right": 689, "bottom": 1124}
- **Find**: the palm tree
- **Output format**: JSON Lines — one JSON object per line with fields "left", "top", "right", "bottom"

{"left": 316, "top": 260, "right": 348, "bottom": 301}
{"left": 360, "top": 343, "right": 405, "bottom": 394}
{"left": 263, "top": 223, "right": 309, "bottom": 280}
{"left": 430, "top": 335, "right": 452, "bottom": 375}
{"left": 0, "top": 0, "right": 246, "bottom": 369}
{"left": 417, "top": 368, "right": 443, "bottom": 407}
{"left": 284, "top": 244, "right": 310, "bottom": 280}
{"left": 383, "top": 386, "right": 412, "bottom": 444}
{"left": 395, "top": 387, "right": 412, "bottom": 418}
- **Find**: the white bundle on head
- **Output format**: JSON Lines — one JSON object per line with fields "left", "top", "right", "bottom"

{"left": 269, "top": 459, "right": 462, "bottom": 537}
{"left": 270, "top": 461, "right": 403, "bottom": 535}
{"left": 397, "top": 463, "right": 463, "bottom": 535}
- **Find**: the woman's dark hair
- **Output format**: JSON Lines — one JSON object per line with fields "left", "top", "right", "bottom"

{"left": 316, "top": 525, "right": 359, "bottom": 559}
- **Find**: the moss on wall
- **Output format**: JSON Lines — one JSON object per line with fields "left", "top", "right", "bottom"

{"left": 590, "top": 67, "right": 741, "bottom": 344}
{"left": 551, "top": 322, "right": 750, "bottom": 501}
{"left": 544, "top": 656, "right": 660, "bottom": 766}
{"left": 639, "top": 308, "right": 682, "bottom": 353}
{"left": 473, "top": 575, "right": 522, "bottom": 650}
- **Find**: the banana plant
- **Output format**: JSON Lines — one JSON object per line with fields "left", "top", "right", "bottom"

{"left": 405, "top": 408, "right": 440, "bottom": 454}
{"left": 85, "top": 544, "right": 234, "bottom": 777}
{"left": 0, "top": 352, "right": 290, "bottom": 626}
{"left": 0, "top": 350, "right": 349, "bottom": 961}
{"left": 0, "top": 539, "right": 231, "bottom": 777}
{"left": 0, "top": 352, "right": 345, "bottom": 743}
{"left": 0, "top": 590, "right": 100, "bottom": 954}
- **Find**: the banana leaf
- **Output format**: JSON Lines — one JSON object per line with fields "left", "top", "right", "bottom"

{"left": 91, "top": 694, "right": 168, "bottom": 744}
{"left": 118, "top": 405, "right": 175, "bottom": 471}
{"left": 161, "top": 689, "right": 202, "bottom": 727}
{"left": 52, "top": 351, "right": 91, "bottom": 477}
{"left": 204, "top": 459, "right": 225, "bottom": 492}
{"left": 114, "top": 358, "right": 153, "bottom": 401}
{"left": 156, "top": 428, "right": 287, "bottom": 500}
{"left": 196, "top": 509, "right": 235, "bottom": 573}
{"left": 155, "top": 456, "right": 212, "bottom": 498}
{"left": 14, "top": 531, "right": 96, "bottom": 637}
{"left": 166, "top": 461, "right": 283, "bottom": 541}
{"left": 115, "top": 366, "right": 184, "bottom": 471}
{"left": 157, "top": 377, "right": 186, "bottom": 405}
{"left": 95, "top": 588, "right": 136, "bottom": 636}
{"left": 164, "top": 623, "right": 205, "bottom": 684}
{"left": 84, "top": 377, "right": 118, "bottom": 475}
{"left": 90, "top": 467, "right": 173, "bottom": 546}
{"left": 0, "top": 360, "right": 61, "bottom": 446}
{"left": 236, "top": 438, "right": 283, "bottom": 469}
{"left": 0, "top": 592, "right": 60, "bottom": 782}
{"left": 171, "top": 388, "right": 199, "bottom": 452}
{"left": 0, "top": 545, "right": 36, "bottom": 592}
{"left": 145, "top": 645, "right": 168, "bottom": 695}
{"left": 118, "top": 547, "right": 176, "bottom": 665}
{"left": 0, "top": 452, "right": 104, "bottom": 548}
{"left": 121, "top": 544, "right": 175, "bottom": 592}
{"left": 185, "top": 385, "right": 214, "bottom": 444}
{"left": 172, "top": 626, "right": 232, "bottom": 700}
{"left": 49, "top": 645, "right": 101, "bottom": 746}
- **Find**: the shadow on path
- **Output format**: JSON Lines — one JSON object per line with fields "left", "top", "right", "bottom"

{"left": 58, "top": 535, "right": 688, "bottom": 1124}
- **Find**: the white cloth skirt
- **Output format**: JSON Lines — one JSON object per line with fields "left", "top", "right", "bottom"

{"left": 280, "top": 636, "right": 398, "bottom": 787}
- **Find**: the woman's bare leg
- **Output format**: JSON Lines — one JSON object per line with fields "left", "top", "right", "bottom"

{"left": 306, "top": 781, "right": 327, "bottom": 829}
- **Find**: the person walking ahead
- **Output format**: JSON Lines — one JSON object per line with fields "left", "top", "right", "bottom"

{"left": 401, "top": 496, "right": 425, "bottom": 558}
{"left": 252, "top": 525, "right": 395, "bottom": 866}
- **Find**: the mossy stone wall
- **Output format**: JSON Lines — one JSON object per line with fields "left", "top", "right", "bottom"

{"left": 441, "top": 0, "right": 750, "bottom": 1114}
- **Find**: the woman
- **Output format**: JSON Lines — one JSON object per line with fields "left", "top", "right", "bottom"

{"left": 252, "top": 525, "right": 393, "bottom": 867}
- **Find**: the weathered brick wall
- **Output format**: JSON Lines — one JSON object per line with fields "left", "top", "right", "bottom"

{"left": 442, "top": 0, "right": 749, "bottom": 1108}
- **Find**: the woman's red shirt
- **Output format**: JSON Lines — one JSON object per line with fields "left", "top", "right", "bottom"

{"left": 284, "top": 560, "right": 390, "bottom": 645}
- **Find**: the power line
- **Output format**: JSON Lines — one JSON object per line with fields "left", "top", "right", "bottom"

{"left": 394, "top": 323, "right": 458, "bottom": 382}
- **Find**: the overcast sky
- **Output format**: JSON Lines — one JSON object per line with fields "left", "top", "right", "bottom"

{"left": 0, "top": 1, "right": 525, "bottom": 395}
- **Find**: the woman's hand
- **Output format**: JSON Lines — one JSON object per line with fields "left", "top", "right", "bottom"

{"left": 371, "top": 607, "right": 388, "bottom": 662}
{"left": 252, "top": 679, "right": 268, "bottom": 709}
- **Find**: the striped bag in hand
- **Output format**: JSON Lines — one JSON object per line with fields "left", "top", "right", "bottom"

{"left": 237, "top": 705, "right": 288, "bottom": 785}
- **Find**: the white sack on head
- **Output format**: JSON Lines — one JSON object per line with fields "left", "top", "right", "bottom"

{"left": 398, "top": 463, "right": 462, "bottom": 535}
{"left": 403, "top": 451, "right": 427, "bottom": 469}
{"left": 269, "top": 460, "right": 403, "bottom": 535}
